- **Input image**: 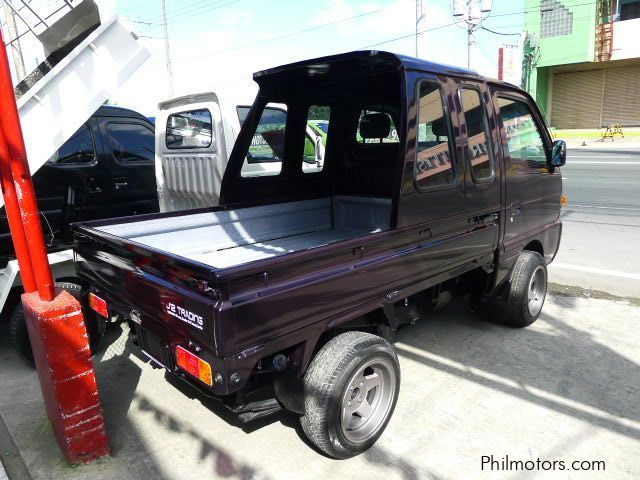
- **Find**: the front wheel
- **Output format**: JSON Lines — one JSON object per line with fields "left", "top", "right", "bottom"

{"left": 497, "top": 251, "right": 548, "bottom": 327}
{"left": 300, "top": 331, "right": 400, "bottom": 459}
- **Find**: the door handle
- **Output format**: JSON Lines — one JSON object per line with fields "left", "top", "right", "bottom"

{"left": 509, "top": 202, "right": 521, "bottom": 216}
{"left": 114, "top": 177, "right": 129, "bottom": 190}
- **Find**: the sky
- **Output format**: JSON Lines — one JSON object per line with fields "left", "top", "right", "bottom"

{"left": 4, "top": 0, "right": 526, "bottom": 115}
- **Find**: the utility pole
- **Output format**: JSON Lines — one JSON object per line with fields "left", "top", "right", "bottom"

{"left": 3, "top": 3, "right": 26, "bottom": 81}
{"left": 161, "top": 0, "right": 174, "bottom": 98}
{"left": 415, "top": 0, "right": 426, "bottom": 58}
{"left": 452, "top": 0, "right": 492, "bottom": 69}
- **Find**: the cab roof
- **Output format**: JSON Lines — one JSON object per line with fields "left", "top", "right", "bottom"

{"left": 253, "top": 50, "right": 485, "bottom": 85}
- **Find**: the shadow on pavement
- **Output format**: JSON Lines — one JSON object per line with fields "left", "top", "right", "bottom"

{"left": 394, "top": 296, "right": 640, "bottom": 441}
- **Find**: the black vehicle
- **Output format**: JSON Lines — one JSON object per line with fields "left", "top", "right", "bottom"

{"left": 1, "top": 105, "right": 159, "bottom": 362}
{"left": 73, "top": 51, "right": 565, "bottom": 458}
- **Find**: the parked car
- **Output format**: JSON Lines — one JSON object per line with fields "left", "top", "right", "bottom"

{"left": 1, "top": 105, "right": 158, "bottom": 363}
{"left": 72, "top": 51, "right": 565, "bottom": 458}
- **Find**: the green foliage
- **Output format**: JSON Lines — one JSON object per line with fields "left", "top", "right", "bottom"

{"left": 308, "top": 105, "right": 330, "bottom": 120}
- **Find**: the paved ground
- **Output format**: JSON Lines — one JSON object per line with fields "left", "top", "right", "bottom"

{"left": 550, "top": 148, "right": 640, "bottom": 298}
{"left": 0, "top": 292, "right": 639, "bottom": 480}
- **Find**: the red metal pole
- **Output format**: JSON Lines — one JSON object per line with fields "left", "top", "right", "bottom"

{"left": 0, "top": 128, "right": 37, "bottom": 292}
{"left": 0, "top": 30, "right": 54, "bottom": 301}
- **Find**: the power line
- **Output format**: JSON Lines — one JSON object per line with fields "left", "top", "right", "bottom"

{"left": 149, "top": 0, "right": 229, "bottom": 24}
{"left": 174, "top": 5, "right": 390, "bottom": 63}
{"left": 481, "top": 26, "right": 520, "bottom": 36}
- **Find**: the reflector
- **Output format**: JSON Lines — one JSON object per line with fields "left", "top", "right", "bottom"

{"left": 88, "top": 292, "right": 108, "bottom": 318}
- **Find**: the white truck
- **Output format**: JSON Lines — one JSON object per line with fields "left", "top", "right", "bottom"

{"left": 155, "top": 93, "right": 325, "bottom": 212}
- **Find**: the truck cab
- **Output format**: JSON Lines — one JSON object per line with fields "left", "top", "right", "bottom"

{"left": 73, "top": 50, "right": 565, "bottom": 459}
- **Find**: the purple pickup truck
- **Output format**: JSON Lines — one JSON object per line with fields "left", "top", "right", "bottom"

{"left": 72, "top": 51, "right": 565, "bottom": 458}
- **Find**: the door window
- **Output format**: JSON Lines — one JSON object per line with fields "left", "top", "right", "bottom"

{"left": 166, "top": 109, "right": 212, "bottom": 149}
{"left": 104, "top": 123, "right": 155, "bottom": 164}
{"left": 497, "top": 97, "right": 549, "bottom": 170}
{"left": 303, "top": 105, "right": 330, "bottom": 173}
{"left": 415, "top": 81, "right": 456, "bottom": 190}
{"left": 240, "top": 105, "right": 287, "bottom": 177}
{"left": 48, "top": 124, "right": 95, "bottom": 165}
{"left": 460, "top": 88, "right": 494, "bottom": 182}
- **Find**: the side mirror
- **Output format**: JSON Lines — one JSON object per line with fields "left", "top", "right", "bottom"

{"left": 550, "top": 139, "right": 567, "bottom": 167}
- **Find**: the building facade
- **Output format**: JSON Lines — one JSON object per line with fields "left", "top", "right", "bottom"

{"left": 524, "top": 0, "right": 640, "bottom": 128}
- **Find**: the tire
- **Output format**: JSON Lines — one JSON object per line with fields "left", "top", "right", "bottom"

{"left": 8, "top": 282, "right": 106, "bottom": 366}
{"left": 495, "top": 251, "right": 548, "bottom": 328}
{"left": 300, "top": 331, "right": 400, "bottom": 459}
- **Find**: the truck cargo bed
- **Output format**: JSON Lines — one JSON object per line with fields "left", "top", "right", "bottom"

{"left": 94, "top": 196, "right": 391, "bottom": 269}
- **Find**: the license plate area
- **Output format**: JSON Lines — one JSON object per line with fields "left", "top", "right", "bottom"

{"left": 132, "top": 324, "right": 172, "bottom": 370}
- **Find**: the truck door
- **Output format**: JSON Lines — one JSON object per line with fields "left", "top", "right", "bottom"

{"left": 34, "top": 119, "right": 110, "bottom": 238}
{"left": 397, "top": 76, "right": 500, "bottom": 265}
{"left": 491, "top": 90, "right": 562, "bottom": 250}
{"left": 156, "top": 93, "right": 228, "bottom": 212}
{"left": 97, "top": 117, "right": 159, "bottom": 217}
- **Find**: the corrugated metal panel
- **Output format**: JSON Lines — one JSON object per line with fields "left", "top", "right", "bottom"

{"left": 602, "top": 65, "right": 640, "bottom": 126}
{"left": 551, "top": 70, "right": 603, "bottom": 128}
{"left": 161, "top": 154, "right": 225, "bottom": 211}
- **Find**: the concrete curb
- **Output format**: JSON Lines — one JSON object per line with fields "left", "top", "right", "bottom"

{"left": 568, "top": 148, "right": 640, "bottom": 155}
{"left": 0, "top": 411, "right": 31, "bottom": 480}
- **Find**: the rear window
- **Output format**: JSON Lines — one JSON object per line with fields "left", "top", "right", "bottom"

{"left": 240, "top": 105, "right": 287, "bottom": 177}
{"left": 356, "top": 104, "right": 399, "bottom": 143}
{"left": 166, "top": 109, "right": 212, "bottom": 149}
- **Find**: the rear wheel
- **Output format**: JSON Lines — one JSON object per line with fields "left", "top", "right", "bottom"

{"left": 300, "top": 331, "right": 400, "bottom": 459}
{"left": 8, "top": 282, "right": 106, "bottom": 365}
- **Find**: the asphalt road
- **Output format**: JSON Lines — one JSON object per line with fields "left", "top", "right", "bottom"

{"left": 550, "top": 148, "right": 640, "bottom": 298}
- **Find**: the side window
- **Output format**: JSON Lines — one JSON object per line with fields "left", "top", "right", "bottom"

{"left": 166, "top": 109, "right": 212, "bottom": 149}
{"left": 415, "top": 81, "right": 456, "bottom": 190}
{"left": 497, "top": 97, "right": 548, "bottom": 169}
{"left": 104, "top": 123, "right": 155, "bottom": 163}
{"left": 303, "top": 105, "right": 329, "bottom": 173}
{"left": 356, "top": 105, "right": 399, "bottom": 143}
{"left": 460, "top": 88, "right": 494, "bottom": 182}
{"left": 241, "top": 105, "right": 286, "bottom": 178}
{"left": 48, "top": 124, "right": 95, "bottom": 165}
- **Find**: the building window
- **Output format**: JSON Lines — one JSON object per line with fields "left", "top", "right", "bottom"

{"left": 620, "top": 0, "right": 640, "bottom": 21}
{"left": 540, "top": 0, "right": 573, "bottom": 38}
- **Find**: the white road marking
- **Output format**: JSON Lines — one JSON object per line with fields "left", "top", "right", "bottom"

{"left": 550, "top": 262, "right": 640, "bottom": 280}
{"left": 567, "top": 204, "right": 640, "bottom": 211}
{"left": 568, "top": 161, "right": 640, "bottom": 165}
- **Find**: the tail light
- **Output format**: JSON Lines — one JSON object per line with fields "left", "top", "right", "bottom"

{"left": 175, "top": 346, "right": 213, "bottom": 386}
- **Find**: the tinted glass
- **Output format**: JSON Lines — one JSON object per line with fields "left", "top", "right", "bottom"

{"left": 48, "top": 124, "right": 95, "bottom": 165}
{"left": 460, "top": 88, "right": 493, "bottom": 181}
{"left": 105, "top": 123, "right": 155, "bottom": 163}
{"left": 303, "top": 105, "right": 329, "bottom": 173}
{"left": 237, "top": 106, "right": 249, "bottom": 125}
{"left": 498, "top": 97, "right": 548, "bottom": 168}
{"left": 415, "top": 82, "right": 455, "bottom": 190}
{"left": 241, "top": 105, "right": 287, "bottom": 177}
{"left": 166, "top": 109, "right": 212, "bottom": 149}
